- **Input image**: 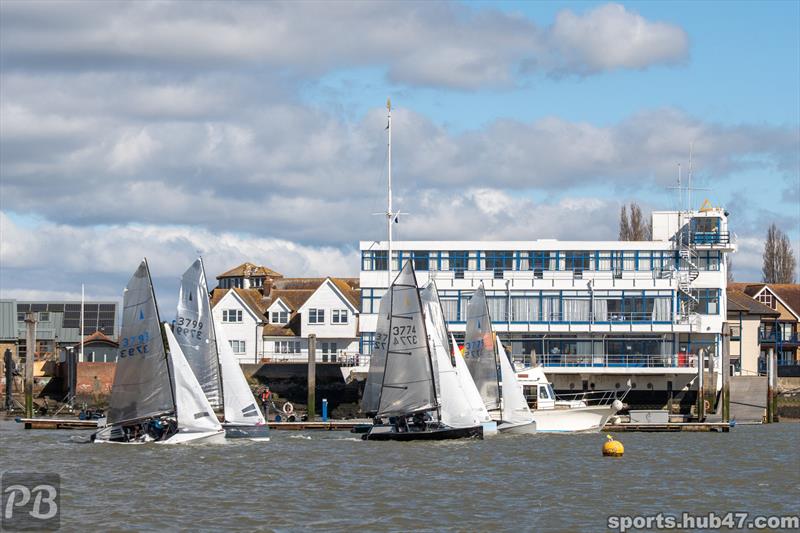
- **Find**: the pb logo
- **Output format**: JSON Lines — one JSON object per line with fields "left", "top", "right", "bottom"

{"left": 1, "top": 473, "right": 60, "bottom": 531}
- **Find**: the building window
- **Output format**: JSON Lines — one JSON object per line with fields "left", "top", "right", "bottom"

{"left": 38, "top": 312, "right": 50, "bottom": 322}
{"left": 730, "top": 323, "right": 741, "bottom": 340}
{"left": 16, "top": 312, "right": 25, "bottom": 322}
{"left": 308, "top": 309, "right": 325, "bottom": 324}
{"left": 321, "top": 342, "right": 339, "bottom": 362}
{"left": 360, "top": 333, "right": 375, "bottom": 355}
{"left": 274, "top": 340, "right": 300, "bottom": 354}
{"left": 484, "top": 251, "right": 514, "bottom": 274}
{"left": 448, "top": 251, "right": 468, "bottom": 279}
{"left": 361, "top": 289, "right": 382, "bottom": 314}
{"left": 332, "top": 310, "right": 349, "bottom": 324}
{"left": 757, "top": 292, "right": 775, "bottom": 309}
{"left": 410, "top": 251, "right": 430, "bottom": 271}
{"left": 271, "top": 311, "right": 288, "bottom": 324}
{"left": 222, "top": 309, "right": 243, "bottom": 322}
{"left": 251, "top": 277, "right": 264, "bottom": 288}
{"left": 229, "top": 340, "right": 246, "bottom": 353}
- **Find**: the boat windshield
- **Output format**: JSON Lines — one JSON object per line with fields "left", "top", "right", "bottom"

{"left": 546, "top": 384, "right": 555, "bottom": 400}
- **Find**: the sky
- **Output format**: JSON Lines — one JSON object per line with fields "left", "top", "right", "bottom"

{"left": 1, "top": 0, "right": 798, "bottom": 312}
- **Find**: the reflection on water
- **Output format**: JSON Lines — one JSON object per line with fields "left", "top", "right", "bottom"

{"left": 1, "top": 421, "right": 798, "bottom": 531}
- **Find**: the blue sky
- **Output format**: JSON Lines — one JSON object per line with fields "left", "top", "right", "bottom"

{"left": 0, "top": 0, "right": 797, "bottom": 307}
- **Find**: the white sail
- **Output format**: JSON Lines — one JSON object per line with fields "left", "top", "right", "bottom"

{"left": 425, "top": 315, "right": 477, "bottom": 428}
{"left": 165, "top": 325, "right": 223, "bottom": 434}
{"left": 175, "top": 259, "right": 222, "bottom": 410}
{"left": 216, "top": 323, "right": 266, "bottom": 425}
{"left": 452, "top": 334, "right": 492, "bottom": 423}
{"left": 377, "top": 262, "right": 438, "bottom": 418}
{"left": 464, "top": 284, "right": 501, "bottom": 410}
{"left": 497, "top": 337, "right": 534, "bottom": 425}
{"left": 107, "top": 260, "right": 174, "bottom": 425}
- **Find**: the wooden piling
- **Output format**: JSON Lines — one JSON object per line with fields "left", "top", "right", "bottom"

{"left": 307, "top": 334, "right": 316, "bottom": 419}
{"left": 24, "top": 312, "right": 36, "bottom": 418}
{"left": 721, "top": 323, "right": 731, "bottom": 423}
{"left": 766, "top": 348, "right": 775, "bottom": 423}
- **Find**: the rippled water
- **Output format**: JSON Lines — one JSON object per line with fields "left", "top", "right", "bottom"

{"left": 1, "top": 420, "right": 798, "bottom": 531}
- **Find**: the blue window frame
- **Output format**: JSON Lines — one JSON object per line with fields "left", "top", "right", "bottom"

{"left": 360, "top": 289, "right": 382, "bottom": 314}
{"left": 410, "top": 250, "right": 430, "bottom": 271}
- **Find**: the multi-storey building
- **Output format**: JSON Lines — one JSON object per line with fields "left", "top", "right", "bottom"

{"left": 210, "top": 263, "right": 360, "bottom": 364}
{"left": 359, "top": 207, "right": 735, "bottom": 410}
{"left": 729, "top": 283, "right": 800, "bottom": 376}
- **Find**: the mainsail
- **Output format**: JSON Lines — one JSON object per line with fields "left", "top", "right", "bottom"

{"left": 452, "top": 334, "right": 493, "bottom": 423}
{"left": 165, "top": 326, "right": 223, "bottom": 434}
{"left": 107, "top": 260, "right": 175, "bottom": 425}
{"left": 421, "top": 283, "right": 476, "bottom": 428}
{"left": 376, "top": 262, "right": 438, "bottom": 418}
{"left": 464, "top": 284, "right": 501, "bottom": 410}
{"left": 175, "top": 259, "right": 222, "bottom": 410}
{"left": 216, "top": 322, "right": 266, "bottom": 425}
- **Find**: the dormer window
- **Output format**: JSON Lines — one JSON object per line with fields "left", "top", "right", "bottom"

{"left": 271, "top": 311, "right": 288, "bottom": 324}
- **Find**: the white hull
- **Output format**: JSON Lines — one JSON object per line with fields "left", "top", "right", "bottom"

{"left": 530, "top": 405, "right": 617, "bottom": 433}
{"left": 497, "top": 420, "right": 537, "bottom": 434}
{"left": 93, "top": 426, "right": 226, "bottom": 445}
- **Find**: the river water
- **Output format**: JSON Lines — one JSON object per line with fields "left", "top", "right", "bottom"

{"left": 1, "top": 420, "right": 798, "bottom": 531}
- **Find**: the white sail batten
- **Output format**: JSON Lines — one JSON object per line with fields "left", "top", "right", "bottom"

{"left": 377, "top": 262, "right": 438, "bottom": 418}
{"left": 175, "top": 259, "right": 223, "bottom": 410}
{"left": 452, "top": 334, "right": 492, "bottom": 423}
{"left": 497, "top": 337, "right": 534, "bottom": 425}
{"left": 216, "top": 323, "right": 266, "bottom": 425}
{"left": 464, "top": 285, "right": 501, "bottom": 411}
{"left": 165, "top": 326, "right": 223, "bottom": 434}
{"left": 107, "top": 260, "right": 174, "bottom": 425}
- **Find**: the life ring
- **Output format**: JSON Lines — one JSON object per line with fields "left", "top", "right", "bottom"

{"left": 283, "top": 402, "right": 294, "bottom": 415}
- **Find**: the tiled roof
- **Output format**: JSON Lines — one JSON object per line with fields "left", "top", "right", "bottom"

{"left": 726, "top": 289, "right": 780, "bottom": 316}
{"left": 262, "top": 314, "right": 301, "bottom": 337}
{"left": 729, "top": 282, "right": 800, "bottom": 318}
{"left": 216, "top": 262, "right": 283, "bottom": 279}
{"left": 209, "top": 288, "right": 268, "bottom": 317}
{"left": 79, "top": 330, "right": 119, "bottom": 346}
{"left": 330, "top": 278, "right": 360, "bottom": 309}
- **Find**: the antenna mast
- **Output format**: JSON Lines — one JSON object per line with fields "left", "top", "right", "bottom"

{"left": 386, "top": 98, "right": 393, "bottom": 287}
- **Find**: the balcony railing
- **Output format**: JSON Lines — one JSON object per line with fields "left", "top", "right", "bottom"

{"left": 758, "top": 331, "right": 799, "bottom": 345}
{"left": 445, "top": 311, "right": 673, "bottom": 326}
{"left": 690, "top": 231, "right": 730, "bottom": 245}
{"left": 538, "top": 353, "right": 695, "bottom": 368}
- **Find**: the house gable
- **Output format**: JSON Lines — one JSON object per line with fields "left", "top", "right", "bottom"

{"left": 298, "top": 279, "right": 358, "bottom": 315}
{"left": 216, "top": 289, "right": 262, "bottom": 323}
{"left": 753, "top": 286, "right": 800, "bottom": 321}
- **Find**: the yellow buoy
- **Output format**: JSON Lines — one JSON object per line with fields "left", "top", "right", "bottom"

{"left": 603, "top": 434, "right": 624, "bottom": 457}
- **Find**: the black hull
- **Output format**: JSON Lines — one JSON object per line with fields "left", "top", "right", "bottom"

{"left": 362, "top": 424, "right": 483, "bottom": 441}
{"left": 223, "top": 423, "right": 270, "bottom": 439}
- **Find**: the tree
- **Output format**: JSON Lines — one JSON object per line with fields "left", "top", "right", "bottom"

{"left": 619, "top": 203, "right": 651, "bottom": 241}
{"left": 726, "top": 255, "right": 734, "bottom": 283}
{"left": 762, "top": 223, "right": 797, "bottom": 283}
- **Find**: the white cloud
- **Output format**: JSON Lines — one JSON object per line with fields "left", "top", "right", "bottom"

{"left": 548, "top": 3, "right": 689, "bottom": 74}
{"left": 0, "top": 2, "right": 689, "bottom": 88}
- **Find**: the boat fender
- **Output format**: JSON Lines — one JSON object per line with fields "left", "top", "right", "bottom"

{"left": 603, "top": 434, "right": 624, "bottom": 457}
{"left": 283, "top": 402, "right": 294, "bottom": 415}
{"left": 612, "top": 400, "right": 624, "bottom": 412}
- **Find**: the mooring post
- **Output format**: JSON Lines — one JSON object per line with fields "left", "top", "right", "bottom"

{"left": 697, "top": 348, "right": 705, "bottom": 421}
{"left": 766, "top": 348, "right": 774, "bottom": 423}
{"left": 307, "top": 334, "right": 316, "bottom": 420}
{"left": 322, "top": 398, "right": 328, "bottom": 422}
{"left": 24, "top": 312, "right": 37, "bottom": 418}
{"left": 721, "top": 323, "right": 730, "bottom": 423}
{"left": 4, "top": 348, "right": 13, "bottom": 412}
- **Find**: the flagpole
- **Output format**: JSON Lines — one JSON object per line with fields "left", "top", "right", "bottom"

{"left": 386, "top": 97, "right": 393, "bottom": 288}
{"left": 80, "top": 283, "right": 84, "bottom": 363}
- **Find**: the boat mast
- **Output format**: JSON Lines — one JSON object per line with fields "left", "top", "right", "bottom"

{"left": 386, "top": 97, "right": 393, "bottom": 287}
{"left": 80, "top": 283, "right": 84, "bottom": 363}
{"left": 145, "top": 257, "right": 176, "bottom": 410}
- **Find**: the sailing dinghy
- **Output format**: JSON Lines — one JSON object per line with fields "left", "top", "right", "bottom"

{"left": 176, "top": 259, "right": 269, "bottom": 439}
{"left": 93, "top": 260, "right": 225, "bottom": 444}
{"left": 361, "top": 262, "right": 483, "bottom": 441}
{"left": 464, "top": 283, "right": 536, "bottom": 434}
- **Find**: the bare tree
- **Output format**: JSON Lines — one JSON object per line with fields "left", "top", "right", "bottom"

{"left": 619, "top": 205, "right": 631, "bottom": 240}
{"left": 762, "top": 223, "right": 797, "bottom": 283}
{"left": 726, "top": 255, "right": 734, "bottom": 283}
{"left": 619, "top": 202, "right": 651, "bottom": 241}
